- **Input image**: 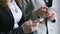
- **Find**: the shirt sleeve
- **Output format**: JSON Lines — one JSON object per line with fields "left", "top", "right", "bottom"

{"left": 31, "top": 0, "right": 46, "bottom": 11}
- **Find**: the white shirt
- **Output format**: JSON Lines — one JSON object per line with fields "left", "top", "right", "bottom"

{"left": 8, "top": 0, "right": 22, "bottom": 29}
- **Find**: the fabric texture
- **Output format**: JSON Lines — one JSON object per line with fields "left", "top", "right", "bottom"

{"left": 0, "top": 27, "right": 24, "bottom": 34}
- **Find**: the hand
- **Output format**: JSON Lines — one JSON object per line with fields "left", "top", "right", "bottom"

{"left": 35, "top": 6, "right": 48, "bottom": 17}
{"left": 35, "top": 6, "right": 56, "bottom": 20}
{"left": 46, "top": 9, "right": 56, "bottom": 20}
{"left": 21, "top": 20, "right": 39, "bottom": 33}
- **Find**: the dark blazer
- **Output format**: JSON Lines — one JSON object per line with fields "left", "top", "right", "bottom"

{"left": 0, "top": 4, "right": 24, "bottom": 34}
{"left": 0, "top": 6, "right": 14, "bottom": 32}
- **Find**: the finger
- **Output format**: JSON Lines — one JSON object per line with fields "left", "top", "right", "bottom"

{"left": 34, "top": 19, "right": 45, "bottom": 24}
{"left": 29, "top": 20, "right": 33, "bottom": 24}
{"left": 46, "top": 9, "right": 53, "bottom": 17}
{"left": 40, "top": 6, "right": 48, "bottom": 11}
{"left": 32, "top": 22, "right": 39, "bottom": 27}
{"left": 47, "top": 9, "right": 56, "bottom": 17}
{"left": 40, "top": 7, "right": 47, "bottom": 11}
{"left": 51, "top": 13, "right": 56, "bottom": 20}
{"left": 31, "top": 24, "right": 39, "bottom": 32}
{"left": 47, "top": 13, "right": 56, "bottom": 20}
{"left": 41, "top": 6, "right": 48, "bottom": 9}
{"left": 25, "top": 20, "right": 33, "bottom": 25}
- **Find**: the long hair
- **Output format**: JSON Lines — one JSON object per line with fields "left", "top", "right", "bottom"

{"left": 0, "top": 0, "right": 8, "bottom": 7}
{"left": 0, "top": 0, "right": 22, "bottom": 9}
{"left": 16, "top": 0, "right": 23, "bottom": 4}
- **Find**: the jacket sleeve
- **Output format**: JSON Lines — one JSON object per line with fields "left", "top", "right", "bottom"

{"left": 18, "top": 27, "right": 24, "bottom": 34}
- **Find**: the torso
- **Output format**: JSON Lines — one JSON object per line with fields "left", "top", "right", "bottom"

{"left": 8, "top": 0, "right": 22, "bottom": 29}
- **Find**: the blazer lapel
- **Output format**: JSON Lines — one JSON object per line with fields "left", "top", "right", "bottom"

{"left": 3, "top": 6, "right": 14, "bottom": 22}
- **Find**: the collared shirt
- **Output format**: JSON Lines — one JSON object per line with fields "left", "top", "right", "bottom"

{"left": 8, "top": 0, "right": 22, "bottom": 29}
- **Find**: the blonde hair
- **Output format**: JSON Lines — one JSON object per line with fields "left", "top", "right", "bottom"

{"left": 0, "top": 0, "right": 23, "bottom": 9}
{"left": 16, "top": 0, "right": 23, "bottom": 4}
{"left": 0, "top": 0, "right": 8, "bottom": 7}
